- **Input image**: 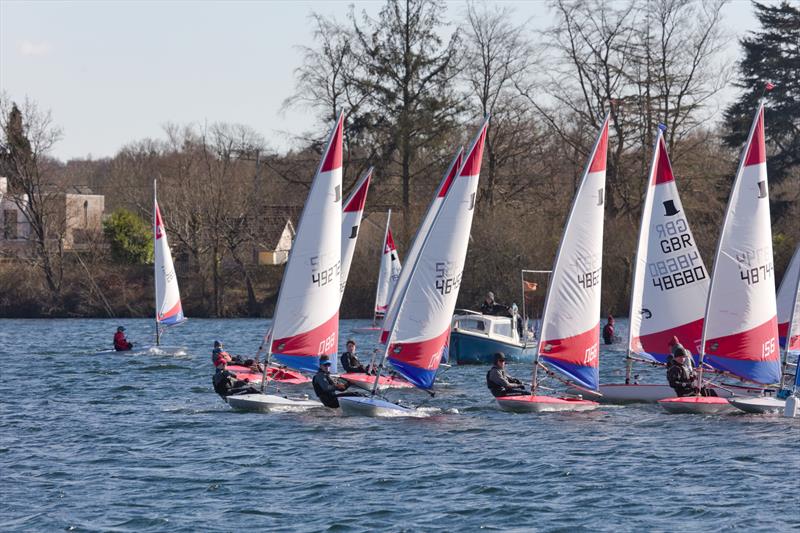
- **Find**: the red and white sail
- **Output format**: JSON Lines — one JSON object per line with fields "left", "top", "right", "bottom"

{"left": 701, "top": 103, "right": 781, "bottom": 384}
{"left": 340, "top": 168, "right": 372, "bottom": 299}
{"left": 154, "top": 184, "right": 185, "bottom": 327}
{"left": 385, "top": 121, "right": 488, "bottom": 389}
{"left": 628, "top": 130, "right": 709, "bottom": 362}
{"left": 270, "top": 113, "right": 344, "bottom": 373}
{"left": 777, "top": 245, "right": 800, "bottom": 352}
{"left": 538, "top": 116, "right": 609, "bottom": 391}
{"left": 374, "top": 210, "right": 402, "bottom": 319}
{"left": 380, "top": 148, "right": 464, "bottom": 343}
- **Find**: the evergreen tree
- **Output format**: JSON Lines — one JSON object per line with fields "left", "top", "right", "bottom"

{"left": 723, "top": 1, "right": 799, "bottom": 184}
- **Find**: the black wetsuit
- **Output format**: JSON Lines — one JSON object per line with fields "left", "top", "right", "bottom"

{"left": 340, "top": 351, "right": 368, "bottom": 373}
{"left": 667, "top": 364, "right": 697, "bottom": 397}
{"left": 212, "top": 369, "right": 257, "bottom": 399}
{"left": 486, "top": 366, "right": 528, "bottom": 397}
{"left": 312, "top": 369, "right": 355, "bottom": 408}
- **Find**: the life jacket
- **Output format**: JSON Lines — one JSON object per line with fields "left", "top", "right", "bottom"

{"left": 114, "top": 331, "right": 131, "bottom": 351}
{"left": 212, "top": 370, "right": 237, "bottom": 397}
{"left": 312, "top": 371, "right": 340, "bottom": 408}
{"left": 212, "top": 349, "right": 232, "bottom": 368}
{"left": 486, "top": 368, "right": 506, "bottom": 397}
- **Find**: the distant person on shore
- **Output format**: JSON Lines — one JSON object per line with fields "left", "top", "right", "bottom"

{"left": 602, "top": 316, "right": 615, "bottom": 345}
{"left": 312, "top": 356, "right": 360, "bottom": 408}
{"left": 113, "top": 326, "right": 133, "bottom": 351}
{"left": 340, "top": 340, "right": 370, "bottom": 374}
{"left": 486, "top": 352, "right": 528, "bottom": 397}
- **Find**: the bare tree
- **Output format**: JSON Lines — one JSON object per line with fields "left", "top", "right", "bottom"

{"left": 0, "top": 97, "right": 67, "bottom": 299}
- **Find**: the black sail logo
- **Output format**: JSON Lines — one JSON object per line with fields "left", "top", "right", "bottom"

{"left": 597, "top": 188, "right": 604, "bottom": 206}
{"left": 662, "top": 200, "right": 680, "bottom": 217}
{"left": 757, "top": 181, "right": 767, "bottom": 199}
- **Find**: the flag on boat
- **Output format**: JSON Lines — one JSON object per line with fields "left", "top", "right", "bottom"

{"left": 701, "top": 104, "right": 781, "bottom": 384}
{"left": 374, "top": 212, "right": 402, "bottom": 319}
{"left": 777, "top": 245, "right": 800, "bottom": 352}
{"left": 386, "top": 119, "right": 488, "bottom": 389}
{"left": 628, "top": 130, "right": 709, "bottom": 363}
{"left": 538, "top": 116, "right": 609, "bottom": 391}
{"left": 340, "top": 168, "right": 372, "bottom": 298}
{"left": 154, "top": 195, "right": 185, "bottom": 327}
{"left": 380, "top": 147, "right": 464, "bottom": 344}
{"left": 270, "top": 113, "right": 344, "bottom": 373}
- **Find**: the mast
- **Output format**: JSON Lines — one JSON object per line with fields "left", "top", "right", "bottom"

{"left": 373, "top": 209, "right": 392, "bottom": 326}
{"left": 154, "top": 179, "right": 160, "bottom": 347}
{"left": 697, "top": 101, "right": 765, "bottom": 391}
{"left": 625, "top": 127, "right": 663, "bottom": 383}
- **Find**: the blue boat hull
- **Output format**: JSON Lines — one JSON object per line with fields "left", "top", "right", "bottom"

{"left": 449, "top": 331, "right": 536, "bottom": 365}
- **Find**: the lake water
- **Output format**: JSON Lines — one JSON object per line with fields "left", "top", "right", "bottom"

{"left": 1, "top": 318, "right": 797, "bottom": 532}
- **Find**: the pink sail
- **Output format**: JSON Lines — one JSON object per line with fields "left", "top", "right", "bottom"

{"left": 340, "top": 168, "right": 372, "bottom": 299}
{"left": 777, "top": 245, "right": 800, "bottom": 352}
{"left": 538, "top": 116, "right": 609, "bottom": 390}
{"left": 628, "top": 130, "right": 709, "bottom": 362}
{"left": 380, "top": 148, "right": 463, "bottom": 344}
{"left": 701, "top": 104, "right": 781, "bottom": 384}
{"left": 270, "top": 113, "right": 344, "bottom": 373}
{"left": 385, "top": 120, "right": 488, "bottom": 389}
{"left": 374, "top": 213, "right": 402, "bottom": 318}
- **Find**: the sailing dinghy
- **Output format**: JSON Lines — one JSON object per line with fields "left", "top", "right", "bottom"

{"left": 340, "top": 119, "right": 489, "bottom": 417}
{"left": 730, "top": 244, "right": 800, "bottom": 414}
{"left": 351, "top": 210, "right": 403, "bottom": 334}
{"left": 227, "top": 113, "right": 345, "bottom": 412}
{"left": 340, "top": 168, "right": 372, "bottom": 298}
{"left": 591, "top": 128, "right": 710, "bottom": 403}
{"left": 660, "top": 103, "right": 782, "bottom": 414}
{"left": 496, "top": 116, "right": 609, "bottom": 413}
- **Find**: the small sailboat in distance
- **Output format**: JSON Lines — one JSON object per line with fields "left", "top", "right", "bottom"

{"left": 153, "top": 180, "right": 187, "bottom": 351}
{"left": 660, "top": 102, "right": 782, "bottom": 414}
{"left": 351, "top": 209, "right": 403, "bottom": 334}
{"left": 339, "top": 118, "right": 489, "bottom": 417}
{"left": 496, "top": 115, "right": 609, "bottom": 413}
{"left": 227, "top": 113, "right": 345, "bottom": 412}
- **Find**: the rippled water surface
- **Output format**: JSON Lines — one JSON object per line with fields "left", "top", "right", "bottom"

{"left": 1, "top": 318, "right": 798, "bottom": 532}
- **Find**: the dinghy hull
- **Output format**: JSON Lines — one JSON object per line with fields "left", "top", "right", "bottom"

{"left": 339, "top": 396, "right": 416, "bottom": 417}
{"left": 579, "top": 383, "right": 747, "bottom": 404}
{"left": 728, "top": 396, "right": 785, "bottom": 414}
{"left": 226, "top": 393, "right": 322, "bottom": 412}
{"left": 658, "top": 396, "right": 735, "bottom": 414}
{"left": 495, "top": 395, "right": 599, "bottom": 413}
{"left": 339, "top": 373, "right": 413, "bottom": 392}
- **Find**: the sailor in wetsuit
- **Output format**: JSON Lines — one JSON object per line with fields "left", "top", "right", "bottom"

{"left": 312, "top": 356, "right": 360, "bottom": 408}
{"left": 666, "top": 349, "right": 698, "bottom": 397}
{"left": 340, "top": 340, "right": 370, "bottom": 373}
{"left": 486, "top": 352, "right": 528, "bottom": 397}
{"left": 113, "top": 326, "right": 133, "bottom": 351}
{"left": 212, "top": 360, "right": 259, "bottom": 399}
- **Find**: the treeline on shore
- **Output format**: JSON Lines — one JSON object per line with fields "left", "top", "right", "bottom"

{"left": 0, "top": 0, "right": 797, "bottom": 319}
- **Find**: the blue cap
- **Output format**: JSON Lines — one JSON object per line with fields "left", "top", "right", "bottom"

{"left": 320, "top": 359, "right": 332, "bottom": 366}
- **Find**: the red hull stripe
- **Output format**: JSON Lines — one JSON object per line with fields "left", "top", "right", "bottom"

{"left": 588, "top": 120, "right": 609, "bottom": 173}
{"left": 704, "top": 315, "right": 779, "bottom": 363}
{"left": 653, "top": 135, "right": 675, "bottom": 185}
{"left": 388, "top": 327, "right": 450, "bottom": 372}
{"left": 458, "top": 122, "right": 488, "bottom": 178}
{"left": 438, "top": 152, "right": 463, "bottom": 198}
{"left": 321, "top": 114, "right": 344, "bottom": 172}
{"left": 744, "top": 107, "right": 766, "bottom": 166}
{"left": 271, "top": 312, "right": 339, "bottom": 357}
{"left": 633, "top": 318, "right": 704, "bottom": 357}
{"left": 343, "top": 172, "right": 371, "bottom": 212}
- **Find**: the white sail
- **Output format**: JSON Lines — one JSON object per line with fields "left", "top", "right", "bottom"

{"left": 374, "top": 210, "right": 402, "bottom": 320}
{"left": 628, "top": 130, "right": 709, "bottom": 362}
{"left": 269, "top": 113, "right": 344, "bottom": 373}
{"left": 340, "top": 168, "right": 372, "bottom": 298}
{"left": 537, "top": 116, "right": 609, "bottom": 391}
{"left": 154, "top": 182, "right": 185, "bottom": 330}
{"left": 700, "top": 103, "right": 781, "bottom": 384}
{"left": 777, "top": 245, "right": 800, "bottom": 353}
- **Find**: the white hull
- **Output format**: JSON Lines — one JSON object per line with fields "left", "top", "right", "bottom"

{"left": 728, "top": 396, "right": 785, "bottom": 414}
{"left": 579, "top": 383, "right": 756, "bottom": 404}
{"left": 496, "top": 395, "right": 599, "bottom": 413}
{"left": 226, "top": 392, "right": 322, "bottom": 412}
{"left": 658, "top": 396, "right": 736, "bottom": 414}
{"left": 339, "top": 396, "right": 419, "bottom": 417}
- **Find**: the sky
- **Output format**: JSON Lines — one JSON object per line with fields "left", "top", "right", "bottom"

{"left": 0, "top": 0, "right": 767, "bottom": 161}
